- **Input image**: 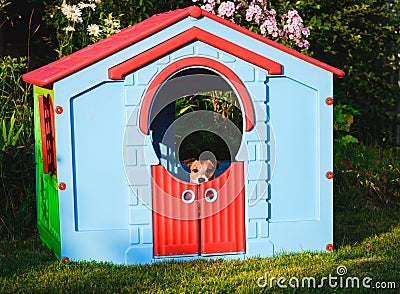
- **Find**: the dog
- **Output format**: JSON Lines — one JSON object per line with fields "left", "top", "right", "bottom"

{"left": 184, "top": 157, "right": 220, "bottom": 184}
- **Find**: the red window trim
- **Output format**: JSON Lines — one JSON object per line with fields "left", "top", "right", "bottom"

{"left": 38, "top": 94, "right": 57, "bottom": 174}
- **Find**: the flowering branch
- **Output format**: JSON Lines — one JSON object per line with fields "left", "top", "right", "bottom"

{"left": 194, "top": 0, "right": 310, "bottom": 49}
{"left": 47, "top": 0, "right": 121, "bottom": 57}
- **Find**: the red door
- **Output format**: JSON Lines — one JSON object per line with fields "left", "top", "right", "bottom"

{"left": 152, "top": 162, "right": 245, "bottom": 257}
{"left": 200, "top": 162, "right": 245, "bottom": 255}
{"left": 152, "top": 165, "right": 199, "bottom": 257}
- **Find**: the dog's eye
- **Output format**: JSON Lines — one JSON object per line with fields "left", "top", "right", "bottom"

{"left": 192, "top": 168, "right": 199, "bottom": 173}
{"left": 206, "top": 169, "right": 213, "bottom": 174}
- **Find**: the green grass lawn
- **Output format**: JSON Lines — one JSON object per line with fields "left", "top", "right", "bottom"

{"left": 1, "top": 204, "right": 399, "bottom": 293}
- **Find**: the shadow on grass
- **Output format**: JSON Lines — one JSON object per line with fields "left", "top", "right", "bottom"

{"left": 0, "top": 234, "right": 55, "bottom": 278}
{"left": 334, "top": 204, "right": 400, "bottom": 248}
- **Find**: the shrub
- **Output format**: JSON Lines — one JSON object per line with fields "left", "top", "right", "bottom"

{"left": 42, "top": 0, "right": 123, "bottom": 57}
{"left": 42, "top": 0, "right": 194, "bottom": 57}
{"left": 0, "top": 56, "right": 32, "bottom": 149}
{"left": 0, "top": 0, "right": 10, "bottom": 25}
{"left": 194, "top": 0, "right": 311, "bottom": 51}
{"left": 0, "top": 56, "right": 35, "bottom": 239}
{"left": 175, "top": 90, "right": 243, "bottom": 160}
{"left": 334, "top": 103, "right": 360, "bottom": 147}
{"left": 0, "top": 146, "right": 36, "bottom": 240}
{"left": 289, "top": 0, "right": 400, "bottom": 144}
{"left": 334, "top": 144, "right": 400, "bottom": 209}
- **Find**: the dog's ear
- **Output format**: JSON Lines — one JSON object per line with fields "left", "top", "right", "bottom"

{"left": 216, "top": 160, "right": 221, "bottom": 168}
{"left": 183, "top": 158, "right": 196, "bottom": 167}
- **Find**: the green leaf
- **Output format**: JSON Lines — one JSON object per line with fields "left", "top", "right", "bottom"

{"left": 2, "top": 119, "right": 7, "bottom": 145}
{"left": 176, "top": 105, "right": 195, "bottom": 116}
{"left": 7, "top": 113, "right": 16, "bottom": 144}
{"left": 12, "top": 124, "right": 24, "bottom": 146}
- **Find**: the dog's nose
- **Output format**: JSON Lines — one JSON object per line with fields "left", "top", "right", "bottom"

{"left": 198, "top": 178, "right": 205, "bottom": 183}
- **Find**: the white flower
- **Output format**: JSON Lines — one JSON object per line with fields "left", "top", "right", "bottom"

{"left": 71, "top": 14, "right": 83, "bottom": 23}
{"left": 87, "top": 24, "right": 101, "bottom": 37}
{"left": 104, "top": 18, "right": 113, "bottom": 26}
{"left": 102, "top": 13, "right": 120, "bottom": 29}
{"left": 61, "top": 3, "right": 70, "bottom": 16}
{"left": 64, "top": 26, "right": 75, "bottom": 32}
{"left": 78, "top": 2, "right": 89, "bottom": 9}
{"left": 61, "top": 4, "right": 82, "bottom": 22}
{"left": 78, "top": 2, "right": 96, "bottom": 10}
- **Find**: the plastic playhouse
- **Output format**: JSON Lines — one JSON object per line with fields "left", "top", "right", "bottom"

{"left": 23, "top": 6, "right": 344, "bottom": 264}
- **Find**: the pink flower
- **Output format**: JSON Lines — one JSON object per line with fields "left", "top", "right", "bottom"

{"left": 259, "top": 13, "right": 279, "bottom": 37}
{"left": 302, "top": 27, "right": 310, "bottom": 37}
{"left": 202, "top": 3, "right": 215, "bottom": 13}
{"left": 246, "top": 4, "right": 262, "bottom": 23}
{"left": 288, "top": 10, "right": 297, "bottom": 18}
{"left": 218, "top": 1, "right": 236, "bottom": 18}
{"left": 196, "top": 0, "right": 310, "bottom": 49}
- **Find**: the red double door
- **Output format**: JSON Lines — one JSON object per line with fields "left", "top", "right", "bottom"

{"left": 152, "top": 162, "right": 245, "bottom": 257}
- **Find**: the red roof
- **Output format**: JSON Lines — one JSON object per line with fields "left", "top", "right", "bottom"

{"left": 23, "top": 6, "right": 344, "bottom": 88}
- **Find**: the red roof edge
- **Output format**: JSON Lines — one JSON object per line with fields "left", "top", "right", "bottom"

{"left": 108, "top": 27, "right": 282, "bottom": 80}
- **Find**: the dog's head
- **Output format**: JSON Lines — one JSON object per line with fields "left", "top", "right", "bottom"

{"left": 184, "top": 158, "right": 220, "bottom": 184}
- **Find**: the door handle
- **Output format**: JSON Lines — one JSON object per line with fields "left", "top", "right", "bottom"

{"left": 181, "top": 190, "right": 196, "bottom": 204}
{"left": 204, "top": 188, "right": 218, "bottom": 203}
